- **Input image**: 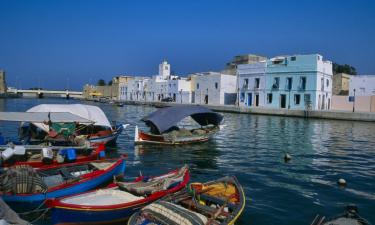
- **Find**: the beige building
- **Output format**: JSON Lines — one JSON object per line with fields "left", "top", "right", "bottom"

{"left": 111, "top": 76, "right": 134, "bottom": 100}
{"left": 0, "top": 70, "right": 6, "bottom": 94}
{"left": 83, "top": 75, "right": 134, "bottom": 100}
{"left": 333, "top": 73, "right": 351, "bottom": 95}
{"left": 222, "top": 54, "right": 267, "bottom": 75}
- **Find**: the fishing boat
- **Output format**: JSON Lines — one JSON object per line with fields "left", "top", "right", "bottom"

{"left": 47, "top": 165, "right": 190, "bottom": 225}
{"left": 0, "top": 142, "right": 107, "bottom": 168}
{"left": 18, "top": 104, "right": 127, "bottom": 146}
{"left": 135, "top": 105, "right": 223, "bottom": 145}
{"left": 310, "top": 205, "right": 372, "bottom": 225}
{"left": 128, "top": 176, "right": 245, "bottom": 225}
{"left": 1, "top": 158, "right": 126, "bottom": 210}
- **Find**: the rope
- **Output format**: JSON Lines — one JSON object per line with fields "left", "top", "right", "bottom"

{"left": 28, "top": 208, "right": 50, "bottom": 224}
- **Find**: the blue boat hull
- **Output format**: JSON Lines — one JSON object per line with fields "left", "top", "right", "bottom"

{"left": 2, "top": 160, "right": 126, "bottom": 209}
{"left": 52, "top": 203, "right": 146, "bottom": 225}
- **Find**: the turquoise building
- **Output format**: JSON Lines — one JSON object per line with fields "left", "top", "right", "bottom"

{"left": 264, "top": 54, "right": 332, "bottom": 110}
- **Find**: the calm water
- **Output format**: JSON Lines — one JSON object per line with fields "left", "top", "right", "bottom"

{"left": 1, "top": 98, "right": 375, "bottom": 225}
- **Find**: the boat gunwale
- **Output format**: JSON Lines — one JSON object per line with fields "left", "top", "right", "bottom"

{"left": 49, "top": 167, "right": 190, "bottom": 211}
{"left": 1, "top": 158, "right": 125, "bottom": 197}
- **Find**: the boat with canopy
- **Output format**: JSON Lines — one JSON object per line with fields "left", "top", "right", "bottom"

{"left": 135, "top": 105, "right": 223, "bottom": 145}
{"left": 18, "top": 104, "right": 127, "bottom": 146}
{"left": 0, "top": 112, "right": 109, "bottom": 168}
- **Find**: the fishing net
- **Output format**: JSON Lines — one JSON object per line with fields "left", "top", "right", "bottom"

{"left": 0, "top": 165, "right": 48, "bottom": 194}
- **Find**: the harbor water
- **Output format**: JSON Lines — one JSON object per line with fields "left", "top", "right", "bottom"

{"left": 1, "top": 98, "right": 375, "bottom": 225}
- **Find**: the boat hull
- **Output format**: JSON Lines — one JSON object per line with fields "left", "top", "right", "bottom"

{"left": 135, "top": 129, "right": 211, "bottom": 145}
{"left": 89, "top": 124, "right": 123, "bottom": 146}
{"left": 1, "top": 144, "right": 106, "bottom": 169}
{"left": 51, "top": 202, "right": 145, "bottom": 225}
{"left": 2, "top": 159, "right": 126, "bottom": 209}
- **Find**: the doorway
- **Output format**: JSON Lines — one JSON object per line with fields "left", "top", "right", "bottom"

{"left": 280, "top": 94, "right": 286, "bottom": 108}
{"left": 204, "top": 95, "right": 208, "bottom": 104}
{"left": 247, "top": 93, "right": 252, "bottom": 106}
{"left": 255, "top": 94, "right": 259, "bottom": 107}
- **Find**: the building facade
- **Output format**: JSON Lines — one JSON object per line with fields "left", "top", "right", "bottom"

{"left": 190, "top": 72, "right": 237, "bottom": 105}
{"left": 264, "top": 54, "right": 332, "bottom": 110}
{"left": 333, "top": 73, "right": 351, "bottom": 95}
{"left": 237, "top": 62, "right": 267, "bottom": 107}
{"left": 349, "top": 75, "right": 375, "bottom": 96}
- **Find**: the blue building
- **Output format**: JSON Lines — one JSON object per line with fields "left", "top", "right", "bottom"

{"left": 264, "top": 54, "right": 332, "bottom": 110}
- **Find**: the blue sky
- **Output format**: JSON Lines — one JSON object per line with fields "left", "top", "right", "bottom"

{"left": 0, "top": 0, "right": 374, "bottom": 90}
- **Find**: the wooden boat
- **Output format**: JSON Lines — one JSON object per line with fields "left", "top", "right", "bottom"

{"left": 311, "top": 205, "right": 372, "bottom": 225}
{"left": 1, "top": 143, "right": 107, "bottom": 169}
{"left": 135, "top": 105, "right": 223, "bottom": 145}
{"left": 17, "top": 104, "right": 127, "bottom": 146}
{"left": 0, "top": 158, "right": 126, "bottom": 210}
{"left": 128, "top": 176, "right": 245, "bottom": 225}
{"left": 47, "top": 165, "right": 190, "bottom": 225}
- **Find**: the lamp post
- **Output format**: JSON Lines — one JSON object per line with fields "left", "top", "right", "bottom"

{"left": 353, "top": 88, "right": 356, "bottom": 112}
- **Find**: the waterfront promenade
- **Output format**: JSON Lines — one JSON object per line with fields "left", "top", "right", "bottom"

{"left": 114, "top": 100, "right": 375, "bottom": 122}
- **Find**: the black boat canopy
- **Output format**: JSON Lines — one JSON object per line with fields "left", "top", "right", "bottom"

{"left": 141, "top": 105, "right": 223, "bottom": 134}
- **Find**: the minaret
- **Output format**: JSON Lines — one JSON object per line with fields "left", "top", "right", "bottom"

{"left": 158, "top": 59, "right": 170, "bottom": 79}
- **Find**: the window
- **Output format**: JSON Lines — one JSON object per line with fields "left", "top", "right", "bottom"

{"left": 267, "top": 93, "right": 273, "bottom": 103}
{"left": 299, "top": 77, "right": 306, "bottom": 90}
{"left": 244, "top": 79, "right": 249, "bottom": 89}
{"left": 215, "top": 82, "right": 218, "bottom": 89}
{"left": 197, "top": 83, "right": 199, "bottom": 89}
{"left": 326, "top": 79, "right": 329, "bottom": 87}
{"left": 272, "top": 77, "right": 280, "bottom": 89}
{"left": 255, "top": 78, "right": 260, "bottom": 89}
{"left": 294, "top": 94, "right": 301, "bottom": 105}
{"left": 304, "top": 94, "right": 311, "bottom": 104}
{"left": 291, "top": 56, "right": 296, "bottom": 61}
{"left": 240, "top": 93, "right": 245, "bottom": 102}
{"left": 165, "top": 66, "right": 168, "bottom": 70}
{"left": 321, "top": 78, "right": 324, "bottom": 91}
{"left": 286, "top": 77, "right": 292, "bottom": 90}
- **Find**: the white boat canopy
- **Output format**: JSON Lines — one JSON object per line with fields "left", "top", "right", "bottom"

{"left": 0, "top": 112, "right": 93, "bottom": 124}
{"left": 26, "top": 104, "right": 112, "bottom": 132}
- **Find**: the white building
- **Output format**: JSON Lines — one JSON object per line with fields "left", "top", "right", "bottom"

{"left": 165, "top": 78, "right": 192, "bottom": 103}
{"left": 191, "top": 72, "right": 237, "bottom": 105}
{"left": 349, "top": 75, "right": 375, "bottom": 96}
{"left": 237, "top": 62, "right": 267, "bottom": 107}
{"left": 118, "top": 60, "right": 192, "bottom": 102}
{"left": 120, "top": 77, "right": 149, "bottom": 101}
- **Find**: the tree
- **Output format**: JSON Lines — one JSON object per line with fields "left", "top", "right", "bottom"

{"left": 108, "top": 80, "right": 113, "bottom": 85}
{"left": 333, "top": 63, "right": 357, "bottom": 75}
{"left": 97, "top": 79, "right": 106, "bottom": 86}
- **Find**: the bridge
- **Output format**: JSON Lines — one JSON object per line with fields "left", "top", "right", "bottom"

{"left": 7, "top": 88, "right": 83, "bottom": 99}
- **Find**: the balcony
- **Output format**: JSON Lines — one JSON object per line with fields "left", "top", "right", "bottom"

{"left": 271, "top": 84, "right": 279, "bottom": 91}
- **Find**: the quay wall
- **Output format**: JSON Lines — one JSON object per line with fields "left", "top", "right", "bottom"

{"left": 113, "top": 100, "right": 375, "bottom": 122}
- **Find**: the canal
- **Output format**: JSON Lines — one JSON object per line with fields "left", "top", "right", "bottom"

{"left": 1, "top": 98, "right": 375, "bottom": 225}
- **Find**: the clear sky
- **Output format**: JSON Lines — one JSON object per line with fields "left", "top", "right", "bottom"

{"left": 0, "top": 0, "right": 374, "bottom": 90}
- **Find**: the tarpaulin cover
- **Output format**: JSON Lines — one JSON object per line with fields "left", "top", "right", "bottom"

{"left": 26, "top": 104, "right": 112, "bottom": 132}
{"left": 142, "top": 105, "right": 223, "bottom": 134}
